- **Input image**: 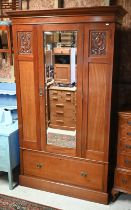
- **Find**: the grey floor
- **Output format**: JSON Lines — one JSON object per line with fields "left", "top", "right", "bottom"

{"left": 0, "top": 172, "right": 131, "bottom": 210}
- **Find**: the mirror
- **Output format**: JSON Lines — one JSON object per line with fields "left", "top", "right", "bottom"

{"left": 44, "top": 31, "right": 77, "bottom": 149}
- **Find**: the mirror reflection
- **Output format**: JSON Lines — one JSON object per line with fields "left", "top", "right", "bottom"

{"left": 44, "top": 31, "right": 77, "bottom": 149}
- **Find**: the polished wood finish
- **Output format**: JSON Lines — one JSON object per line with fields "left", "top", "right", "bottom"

{"left": 49, "top": 86, "right": 76, "bottom": 130}
{"left": 23, "top": 150, "right": 104, "bottom": 191}
{"left": 19, "top": 174, "right": 108, "bottom": 204}
{"left": 114, "top": 111, "right": 131, "bottom": 195}
{"left": 9, "top": 7, "right": 126, "bottom": 204}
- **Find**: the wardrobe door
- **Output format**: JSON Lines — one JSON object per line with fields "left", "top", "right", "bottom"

{"left": 82, "top": 23, "right": 115, "bottom": 162}
{"left": 13, "top": 25, "right": 41, "bottom": 150}
{"left": 38, "top": 24, "right": 83, "bottom": 157}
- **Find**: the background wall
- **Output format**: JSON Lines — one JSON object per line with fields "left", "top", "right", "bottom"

{"left": 22, "top": 0, "right": 110, "bottom": 10}
{"left": 64, "top": 0, "right": 109, "bottom": 7}
{"left": 112, "top": 0, "right": 131, "bottom": 107}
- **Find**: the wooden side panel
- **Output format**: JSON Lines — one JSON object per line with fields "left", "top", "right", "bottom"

{"left": 19, "top": 61, "right": 37, "bottom": 142}
{"left": 87, "top": 63, "right": 108, "bottom": 152}
{"left": 82, "top": 23, "right": 115, "bottom": 162}
{"left": 13, "top": 25, "right": 41, "bottom": 150}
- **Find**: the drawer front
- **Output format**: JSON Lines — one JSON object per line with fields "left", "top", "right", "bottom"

{"left": 50, "top": 103, "right": 75, "bottom": 111}
{"left": 50, "top": 96, "right": 75, "bottom": 106}
{"left": 118, "top": 154, "right": 131, "bottom": 169}
{"left": 51, "top": 109, "right": 76, "bottom": 118}
{"left": 50, "top": 116, "right": 76, "bottom": 127}
{"left": 119, "top": 115, "right": 131, "bottom": 139}
{"left": 115, "top": 170, "right": 131, "bottom": 193}
{"left": 119, "top": 115, "right": 131, "bottom": 127}
{"left": 23, "top": 151, "right": 104, "bottom": 191}
{"left": 119, "top": 126, "right": 131, "bottom": 139}
{"left": 119, "top": 140, "right": 131, "bottom": 154}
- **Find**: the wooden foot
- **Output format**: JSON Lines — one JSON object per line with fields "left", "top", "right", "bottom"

{"left": 111, "top": 188, "right": 120, "bottom": 202}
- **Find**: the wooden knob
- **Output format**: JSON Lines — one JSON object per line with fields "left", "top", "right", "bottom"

{"left": 36, "top": 163, "right": 43, "bottom": 169}
{"left": 80, "top": 171, "right": 88, "bottom": 177}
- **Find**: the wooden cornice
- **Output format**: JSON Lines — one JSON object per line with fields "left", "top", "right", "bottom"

{"left": 7, "top": 6, "right": 127, "bottom": 18}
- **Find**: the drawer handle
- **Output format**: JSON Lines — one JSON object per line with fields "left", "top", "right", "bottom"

{"left": 127, "top": 121, "right": 131, "bottom": 125}
{"left": 52, "top": 97, "right": 58, "bottom": 100}
{"left": 56, "top": 104, "right": 64, "bottom": 107}
{"left": 127, "top": 132, "right": 131, "bottom": 136}
{"left": 66, "top": 98, "right": 71, "bottom": 101}
{"left": 125, "top": 144, "right": 131, "bottom": 149}
{"left": 36, "top": 163, "right": 43, "bottom": 169}
{"left": 56, "top": 120, "right": 64, "bottom": 123}
{"left": 56, "top": 111, "right": 64, "bottom": 115}
{"left": 80, "top": 171, "right": 88, "bottom": 177}
{"left": 124, "top": 159, "right": 131, "bottom": 164}
{"left": 122, "top": 178, "right": 128, "bottom": 185}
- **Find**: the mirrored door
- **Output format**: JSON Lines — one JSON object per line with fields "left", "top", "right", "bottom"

{"left": 40, "top": 24, "right": 83, "bottom": 156}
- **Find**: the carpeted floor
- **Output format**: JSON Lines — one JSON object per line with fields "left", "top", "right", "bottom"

{"left": 0, "top": 194, "right": 59, "bottom": 210}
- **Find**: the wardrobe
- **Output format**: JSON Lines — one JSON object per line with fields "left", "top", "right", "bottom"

{"left": 8, "top": 6, "right": 126, "bottom": 204}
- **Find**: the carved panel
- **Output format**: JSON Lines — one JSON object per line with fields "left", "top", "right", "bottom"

{"left": 90, "top": 31, "right": 106, "bottom": 56}
{"left": 18, "top": 32, "right": 32, "bottom": 55}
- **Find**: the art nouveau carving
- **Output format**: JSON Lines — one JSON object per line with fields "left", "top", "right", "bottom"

{"left": 18, "top": 32, "right": 32, "bottom": 54}
{"left": 90, "top": 31, "right": 106, "bottom": 56}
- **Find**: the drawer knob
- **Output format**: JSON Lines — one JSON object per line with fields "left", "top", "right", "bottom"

{"left": 36, "top": 163, "right": 43, "bottom": 169}
{"left": 52, "top": 97, "right": 58, "bottom": 100}
{"left": 56, "top": 104, "right": 64, "bottom": 107}
{"left": 122, "top": 178, "right": 127, "bottom": 185}
{"left": 56, "top": 120, "right": 64, "bottom": 124}
{"left": 66, "top": 98, "right": 71, "bottom": 102}
{"left": 125, "top": 144, "right": 131, "bottom": 149}
{"left": 80, "top": 171, "right": 88, "bottom": 177}
{"left": 56, "top": 111, "right": 64, "bottom": 115}
{"left": 127, "top": 121, "right": 131, "bottom": 125}
{"left": 124, "top": 159, "right": 131, "bottom": 164}
{"left": 127, "top": 132, "right": 131, "bottom": 136}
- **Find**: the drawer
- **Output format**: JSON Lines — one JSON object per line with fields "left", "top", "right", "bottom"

{"left": 119, "top": 115, "right": 131, "bottom": 127}
{"left": 50, "top": 103, "right": 75, "bottom": 112}
{"left": 23, "top": 150, "right": 104, "bottom": 191}
{"left": 119, "top": 140, "right": 131, "bottom": 154}
{"left": 119, "top": 126, "right": 131, "bottom": 139}
{"left": 52, "top": 109, "right": 76, "bottom": 118}
{"left": 50, "top": 116, "right": 76, "bottom": 128}
{"left": 119, "top": 116, "right": 131, "bottom": 139}
{"left": 118, "top": 154, "right": 131, "bottom": 169}
{"left": 115, "top": 169, "right": 131, "bottom": 193}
